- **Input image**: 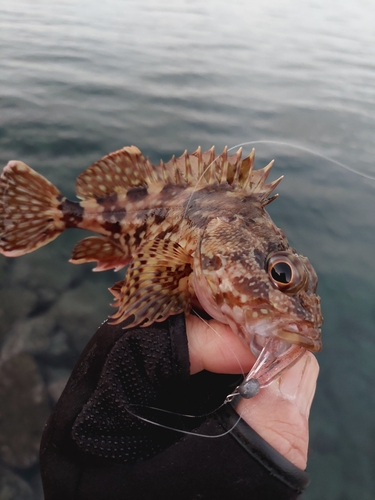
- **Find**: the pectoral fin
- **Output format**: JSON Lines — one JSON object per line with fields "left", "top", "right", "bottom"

{"left": 110, "top": 238, "right": 193, "bottom": 328}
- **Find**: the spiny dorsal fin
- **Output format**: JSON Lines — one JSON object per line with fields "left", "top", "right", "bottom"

{"left": 109, "top": 238, "right": 193, "bottom": 328}
{"left": 162, "top": 146, "right": 282, "bottom": 204}
{"left": 75, "top": 145, "right": 282, "bottom": 206}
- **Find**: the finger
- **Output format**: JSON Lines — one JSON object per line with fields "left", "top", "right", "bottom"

{"left": 237, "top": 352, "right": 319, "bottom": 469}
{"left": 186, "top": 315, "right": 256, "bottom": 375}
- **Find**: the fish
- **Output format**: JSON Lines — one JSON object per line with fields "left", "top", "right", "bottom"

{"left": 0, "top": 145, "right": 322, "bottom": 390}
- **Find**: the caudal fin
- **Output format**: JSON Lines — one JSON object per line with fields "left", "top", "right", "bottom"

{"left": 0, "top": 161, "right": 65, "bottom": 257}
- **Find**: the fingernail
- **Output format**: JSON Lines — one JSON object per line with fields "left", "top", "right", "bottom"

{"left": 279, "top": 353, "right": 318, "bottom": 418}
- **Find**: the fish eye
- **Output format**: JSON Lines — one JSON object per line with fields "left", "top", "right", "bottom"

{"left": 271, "top": 261, "right": 292, "bottom": 284}
{"left": 267, "top": 251, "right": 306, "bottom": 293}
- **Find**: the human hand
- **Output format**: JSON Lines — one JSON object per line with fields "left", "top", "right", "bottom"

{"left": 186, "top": 315, "right": 319, "bottom": 470}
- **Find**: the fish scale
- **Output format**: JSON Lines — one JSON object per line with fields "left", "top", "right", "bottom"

{"left": 0, "top": 145, "right": 323, "bottom": 391}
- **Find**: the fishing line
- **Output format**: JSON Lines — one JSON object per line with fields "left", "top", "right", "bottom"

{"left": 120, "top": 310, "right": 247, "bottom": 438}
{"left": 227, "top": 139, "right": 375, "bottom": 181}
{"left": 123, "top": 402, "right": 242, "bottom": 439}
{"left": 183, "top": 137, "right": 375, "bottom": 220}
{"left": 190, "top": 308, "right": 248, "bottom": 379}
{"left": 108, "top": 141, "right": 340, "bottom": 434}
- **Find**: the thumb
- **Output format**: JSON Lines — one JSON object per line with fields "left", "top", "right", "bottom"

{"left": 236, "top": 352, "right": 319, "bottom": 470}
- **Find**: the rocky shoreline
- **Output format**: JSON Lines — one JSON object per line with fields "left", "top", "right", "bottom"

{"left": 0, "top": 248, "right": 114, "bottom": 499}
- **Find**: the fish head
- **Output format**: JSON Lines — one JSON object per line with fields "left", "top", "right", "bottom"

{"left": 192, "top": 214, "right": 322, "bottom": 359}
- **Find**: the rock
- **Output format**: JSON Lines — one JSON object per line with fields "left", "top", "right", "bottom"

{"left": 36, "top": 286, "right": 59, "bottom": 307}
{"left": 47, "top": 377, "right": 69, "bottom": 403}
{"left": 51, "top": 280, "right": 112, "bottom": 352}
{"left": 0, "top": 353, "right": 50, "bottom": 469}
{"left": 44, "top": 366, "right": 71, "bottom": 403}
{"left": 1, "top": 314, "right": 69, "bottom": 363}
{"left": 9, "top": 242, "right": 86, "bottom": 293}
{"left": 0, "top": 287, "right": 38, "bottom": 341}
{"left": 0, "top": 465, "right": 34, "bottom": 500}
{"left": 28, "top": 469, "right": 44, "bottom": 500}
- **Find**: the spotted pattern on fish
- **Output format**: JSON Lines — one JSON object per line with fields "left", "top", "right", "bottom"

{"left": 0, "top": 145, "right": 322, "bottom": 361}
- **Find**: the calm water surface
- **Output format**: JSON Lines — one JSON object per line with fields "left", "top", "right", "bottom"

{"left": 0, "top": 1, "right": 375, "bottom": 499}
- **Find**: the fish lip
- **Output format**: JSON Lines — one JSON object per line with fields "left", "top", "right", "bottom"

{"left": 275, "top": 326, "right": 322, "bottom": 352}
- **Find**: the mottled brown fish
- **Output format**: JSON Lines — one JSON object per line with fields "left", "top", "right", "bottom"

{"left": 0, "top": 146, "right": 322, "bottom": 388}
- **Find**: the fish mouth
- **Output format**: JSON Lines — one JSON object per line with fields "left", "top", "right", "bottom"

{"left": 240, "top": 312, "right": 322, "bottom": 393}
{"left": 244, "top": 310, "right": 322, "bottom": 355}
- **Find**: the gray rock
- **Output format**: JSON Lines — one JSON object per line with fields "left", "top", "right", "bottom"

{"left": 28, "top": 469, "right": 44, "bottom": 500}
{"left": 0, "top": 353, "right": 50, "bottom": 469}
{"left": 1, "top": 314, "right": 69, "bottom": 363}
{"left": 36, "top": 286, "right": 59, "bottom": 306}
{"left": 0, "top": 287, "right": 38, "bottom": 340}
{"left": 47, "top": 377, "right": 69, "bottom": 404}
{"left": 9, "top": 239, "right": 87, "bottom": 289}
{"left": 51, "top": 280, "right": 112, "bottom": 352}
{"left": 0, "top": 465, "right": 34, "bottom": 500}
{"left": 44, "top": 366, "right": 71, "bottom": 403}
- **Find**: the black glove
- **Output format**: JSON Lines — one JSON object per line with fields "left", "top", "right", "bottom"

{"left": 40, "top": 314, "right": 308, "bottom": 500}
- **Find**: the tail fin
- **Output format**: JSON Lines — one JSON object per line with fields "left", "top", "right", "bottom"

{"left": 0, "top": 161, "right": 65, "bottom": 257}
